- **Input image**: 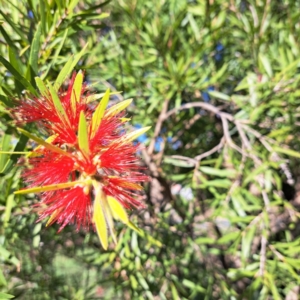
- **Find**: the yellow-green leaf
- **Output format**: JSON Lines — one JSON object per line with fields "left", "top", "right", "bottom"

{"left": 71, "top": 70, "right": 83, "bottom": 115}
{"left": 48, "top": 83, "right": 71, "bottom": 126}
{"left": 121, "top": 126, "right": 151, "bottom": 143}
{"left": 107, "top": 196, "right": 128, "bottom": 224}
{"left": 128, "top": 221, "right": 143, "bottom": 235}
{"left": 0, "top": 151, "right": 30, "bottom": 154}
{"left": 17, "top": 128, "right": 72, "bottom": 158}
{"left": 35, "top": 77, "right": 49, "bottom": 98}
{"left": 273, "top": 146, "right": 300, "bottom": 158}
{"left": 14, "top": 180, "right": 84, "bottom": 195}
{"left": 27, "top": 134, "right": 58, "bottom": 157}
{"left": 46, "top": 208, "right": 63, "bottom": 227}
{"left": 102, "top": 196, "right": 117, "bottom": 244}
{"left": 86, "top": 91, "right": 121, "bottom": 103}
{"left": 78, "top": 111, "right": 90, "bottom": 158}
{"left": 54, "top": 43, "right": 88, "bottom": 91}
{"left": 120, "top": 117, "right": 131, "bottom": 123}
{"left": 105, "top": 99, "right": 133, "bottom": 117}
{"left": 128, "top": 221, "right": 163, "bottom": 248}
{"left": 28, "top": 22, "right": 41, "bottom": 75}
{"left": 93, "top": 188, "right": 108, "bottom": 250}
{"left": 90, "top": 89, "right": 110, "bottom": 139}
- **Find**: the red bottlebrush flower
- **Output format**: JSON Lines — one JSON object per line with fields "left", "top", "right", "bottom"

{"left": 13, "top": 71, "right": 150, "bottom": 249}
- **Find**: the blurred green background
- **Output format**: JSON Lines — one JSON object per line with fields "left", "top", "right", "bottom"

{"left": 1, "top": 0, "right": 300, "bottom": 299}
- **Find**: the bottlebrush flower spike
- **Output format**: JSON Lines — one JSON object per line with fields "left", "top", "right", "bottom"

{"left": 12, "top": 71, "right": 150, "bottom": 250}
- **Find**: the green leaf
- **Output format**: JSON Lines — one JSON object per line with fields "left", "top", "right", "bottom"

{"left": 231, "top": 194, "right": 247, "bottom": 216}
{"left": 28, "top": 23, "right": 42, "bottom": 75}
{"left": 105, "top": 99, "right": 132, "bottom": 117}
{"left": 241, "top": 225, "right": 256, "bottom": 260}
{"left": 171, "top": 283, "right": 179, "bottom": 300}
{"left": 0, "top": 292, "right": 14, "bottom": 299}
{"left": 194, "top": 237, "right": 215, "bottom": 245}
{"left": 182, "top": 279, "right": 205, "bottom": 293}
{"left": 107, "top": 196, "right": 128, "bottom": 224}
{"left": 199, "top": 166, "right": 237, "bottom": 178}
{"left": 0, "top": 56, "right": 36, "bottom": 95}
{"left": 35, "top": 77, "right": 48, "bottom": 97}
{"left": 0, "top": 10, "right": 27, "bottom": 42}
{"left": 68, "top": 0, "right": 80, "bottom": 14}
{"left": 0, "top": 133, "right": 12, "bottom": 173}
{"left": 90, "top": 89, "right": 110, "bottom": 139}
{"left": 93, "top": 188, "right": 108, "bottom": 250}
{"left": 164, "top": 157, "right": 195, "bottom": 168}
{"left": 272, "top": 146, "right": 300, "bottom": 158}
{"left": 78, "top": 111, "right": 90, "bottom": 158}
{"left": 121, "top": 127, "right": 151, "bottom": 144}
{"left": 128, "top": 221, "right": 162, "bottom": 248}
{"left": 14, "top": 180, "right": 85, "bottom": 194}
{"left": 265, "top": 272, "right": 281, "bottom": 300}
{"left": 0, "top": 268, "right": 7, "bottom": 287}
{"left": 130, "top": 275, "right": 138, "bottom": 290}
{"left": 4, "top": 194, "right": 15, "bottom": 226}
{"left": 0, "top": 25, "right": 16, "bottom": 49}
{"left": 201, "top": 179, "right": 232, "bottom": 188}
{"left": 17, "top": 128, "right": 72, "bottom": 158}
{"left": 0, "top": 134, "right": 28, "bottom": 175}
{"left": 0, "top": 95, "right": 13, "bottom": 107}
{"left": 217, "top": 231, "right": 240, "bottom": 244}
{"left": 259, "top": 53, "right": 273, "bottom": 78}
{"left": 8, "top": 47, "right": 22, "bottom": 74}
{"left": 71, "top": 70, "right": 83, "bottom": 114}
{"left": 41, "top": 29, "right": 69, "bottom": 79}
{"left": 39, "top": 0, "right": 46, "bottom": 34}
{"left": 127, "top": 221, "right": 143, "bottom": 235}
{"left": 54, "top": 43, "right": 88, "bottom": 91}
{"left": 48, "top": 82, "right": 71, "bottom": 126}
{"left": 208, "top": 90, "right": 230, "bottom": 101}
{"left": 86, "top": 92, "right": 122, "bottom": 104}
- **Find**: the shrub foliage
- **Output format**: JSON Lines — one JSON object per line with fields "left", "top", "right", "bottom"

{"left": 1, "top": 0, "right": 300, "bottom": 299}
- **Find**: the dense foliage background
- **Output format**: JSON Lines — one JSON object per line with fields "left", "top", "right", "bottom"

{"left": 1, "top": 0, "right": 300, "bottom": 299}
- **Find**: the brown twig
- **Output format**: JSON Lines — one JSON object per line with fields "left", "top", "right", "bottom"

{"left": 148, "top": 99, "right": 170, "bottom": 156}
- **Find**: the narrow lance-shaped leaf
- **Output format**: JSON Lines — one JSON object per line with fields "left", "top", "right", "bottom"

{"left": 0, "top": 56, "right": 37, "bottom": 95}
{"left": 78, "top": 111, "right": 90, "bottom": 158}
{"left": 121, "top": 126, "right": 151, "bottom": 144}
{"left": 272, "top": 146, "right": 300, "bottom": 159}
{"left": 120, "top": 118, "right": 131, "bottom": 123}
{"left": 48, "top": 82, "right": 71, "bottom": 126}
{"left": 90, "top": 89, "right": 110, "bottom": 139}
{"left": 17, "top": 128, "right": 72, "bottom": 158}
{"left": 14, "top": 180, "right": 86, "bottom": 195}
{"left": 71, "top": 70, "right": 83, "bottom": 115}
{"left": 46, "top": 208, "right": 63, "bottom": 227}
{"left": 54, "top": 43, "right": 88, "bottom": 91}
{"left": 0, "top": 151, "right": 31, "bottom": 154}
{"left": 68, "top": 0, "right": 80, "bottom": 14}
{"left": 39, "top": 0, "right": 46, "bottom": 34}
{"left": 27, "top": 134, "right": 58, "bottom": 157}
{"left": 41, "top": 28, "right": 69, "bottom": 80}
{"left": 35, "top": 77, "right": 49, "bottom": 98}
{"left": 93, "top": 185, "right": 108, "bottom": 250}
{"left": 102, "top": 195, "right": 117, "bottom": 244}
{"left": 0, "top": 11, "right": 27, "bottom": 42}
{"left": 107, "top": 196, "right": 129, "bottom": 224}
{"left": 0, "top": 25, "right": 17, "bottom": 49}
{"left": 0, "top": 133, "right": 12, "bottom": 173}
{"left": 28, "top": 22, "right": 42, "bottom": 75}
{"left": 127, "top": 221, "right": 163, "bottom": 248}
{"left": 86, "top": 92, "right": 122, "bottom": 103}
{"left": 107, "top": 177, "right": 143, "bottom": 191}
{"left": 105, "top": 99, "right": 133, "bottom": 117}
